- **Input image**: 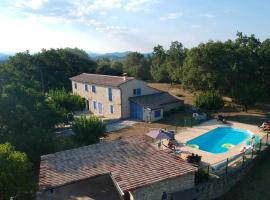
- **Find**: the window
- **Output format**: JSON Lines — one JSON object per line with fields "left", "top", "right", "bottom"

{"left": 109, "top": 105, "right": 114, "bottom": 114}
{"left": 85, "top": 84, "right": 88, "bottom": 91}
{"left": 74, "top": 83, "right": 77, "bottom": 89}
{"left": 92, "top": 85, "right": 96, "bottom": 93}
{"left": 154, "top": 110, "right": 161, "bottom": 118}
{"left": 133, "top": 89, "right": 136, "bottom": 95}
{"left": 108, "top": 87, "right": 112, "bottom": 101}
{"left": 93, "top": 101, "right": 97, "bottom": 109}
{"left": 133, "top": 88, "right": 141, "bottom": 96}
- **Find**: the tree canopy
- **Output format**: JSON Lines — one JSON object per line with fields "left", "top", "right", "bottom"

{"left": 0, "top": 143, "right": 34, "bottom": 200}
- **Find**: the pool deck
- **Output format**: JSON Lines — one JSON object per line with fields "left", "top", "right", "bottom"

{"left": 174, "top": 119, "right": 266, "bottom": 165}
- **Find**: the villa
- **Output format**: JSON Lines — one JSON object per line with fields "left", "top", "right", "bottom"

{"left": 37, "top": 136, "right": 197, "bottom": 200}
{"left": 70, "top": 73, "right": 183, "bottom": 122}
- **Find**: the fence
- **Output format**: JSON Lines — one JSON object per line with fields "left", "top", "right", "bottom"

{"left": 195, "top": 132, "right": 270, "bottom": 184}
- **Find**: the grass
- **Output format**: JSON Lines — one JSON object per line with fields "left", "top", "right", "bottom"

{"left": 219, "top": 152, "right": 270, "bottom": 200}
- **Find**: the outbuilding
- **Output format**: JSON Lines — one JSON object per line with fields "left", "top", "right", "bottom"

{"left": 129, "top": 92, "right": 184, "bottom": 122}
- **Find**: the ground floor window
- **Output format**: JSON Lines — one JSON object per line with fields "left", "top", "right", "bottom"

{"left": 154, "top": 110, "right": 161, "bottom": 118}
{"left": 93, "top": 101, "right": 97, "bottom": 109}
{"left": 109, "top": 105, "right": 114, "bottom": 114}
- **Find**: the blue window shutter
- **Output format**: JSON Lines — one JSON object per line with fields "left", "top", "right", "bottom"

{"left": 154, "top": 110, "right": 161, "bottom": 118}
{"left": 137, "top": 88, "right": 141, "bottom": 96}
{"left": 93, "top": 101, "right": 96, "bottom": 109}
{"left": 110, "top": 105, "right": 114, "bottom": 113}
{"left": 108, "top": 88, "right": 112, "bottom": 101}
{"left": 92, "top": 85, "right": 96, "bottom": 93}
{"left": 85, "top": 84, "right": 88, "bottom": 91}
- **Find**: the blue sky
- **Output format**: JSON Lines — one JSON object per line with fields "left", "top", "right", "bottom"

{"left": 0, "top": 0, "right": 269, "bottom": 53}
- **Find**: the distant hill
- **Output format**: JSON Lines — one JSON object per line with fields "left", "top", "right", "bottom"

{"left": 88, "top": 51, "right": 151, "bottom": 60}
{"left": 0, "top": 53, "right": 11, "bottom": 63}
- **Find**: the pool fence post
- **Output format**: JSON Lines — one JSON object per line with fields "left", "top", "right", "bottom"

{"left": 259, "top": 139, "right": 262, "bottom": 152}
{"left": 251, "top": 146, "right": 254, "bottom": 159}
{"left": 207, "top": 165, "right": 210, "bottom": 176}
{"left": 225, "top": 158, "right": 229, "bottom": 176}
{"left": 242, "top": 152, "right": 245, "bottom": 167}
{"left": 266, "top": 133, "right": 269, "bottom": 145}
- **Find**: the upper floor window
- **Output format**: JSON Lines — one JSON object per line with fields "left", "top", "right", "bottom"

{"left": 133, "top": 88, "right": 141, "bottom": 96}
{"left": 108, "top": 87, "right": 112, "bottom": 101}
{"left": 92, "top": 85, "right": 96, "bottom": 93}
{"left": 74, "top": 82, "right": 77, "bottom": 89}
{"left": 85, "top": 84, "right": 88, "bottom": 92}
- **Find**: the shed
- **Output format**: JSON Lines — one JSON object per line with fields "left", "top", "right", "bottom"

{"left": 129, "top": 92, "right": 183, "bottom": 122}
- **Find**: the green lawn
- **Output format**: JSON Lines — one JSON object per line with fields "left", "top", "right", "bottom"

{"left": 219, "top": 152, "right": 270, "bottom": 200}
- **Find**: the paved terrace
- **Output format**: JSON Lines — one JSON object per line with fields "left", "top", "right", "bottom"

{"left": 174, "top": 119, "right": 266, "bottom": 165}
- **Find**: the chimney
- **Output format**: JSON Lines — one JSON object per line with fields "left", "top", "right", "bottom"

{"left": 123, "top": 73, "right": 127, "bottom": 81}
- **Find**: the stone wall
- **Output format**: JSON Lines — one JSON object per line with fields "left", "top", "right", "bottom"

{"left": 130, "top": 173, "right": 195, "bottom": 200}
{"left": 196, "top": 160, "right": 257, "bottom": 199}
{"left": 71, "top": 80, "right": 122, "bottom": 119}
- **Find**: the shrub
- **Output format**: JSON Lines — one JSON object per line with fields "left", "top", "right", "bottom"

{"left": 47, "top": 89, "right": 85, "bottom": 118}
{"left": 72, "top": 116, "right": 105, "bottom": 145}
{"left": 195, "top": 91, "right": 224, "bottom": 110}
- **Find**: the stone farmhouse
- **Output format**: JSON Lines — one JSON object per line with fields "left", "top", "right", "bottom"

{"left": 70, "top": 73, "right": 183, "bottom": 122}
{"left": 37, "top": 136, "right": 197, "bottom": 200}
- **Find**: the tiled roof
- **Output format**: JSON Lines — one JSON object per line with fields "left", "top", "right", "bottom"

{"left": 39, "top": 137, "right": 197, "bottom": 192}
{"left": 129, "top": 92, "right": 183, "bottom": 109}
{"left": 70, "top": 73, "right": 134, "bottom": 87}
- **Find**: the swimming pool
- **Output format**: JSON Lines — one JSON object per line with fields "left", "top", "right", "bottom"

{"left": 186, "top": 127, "right": 253, "bottom": 154}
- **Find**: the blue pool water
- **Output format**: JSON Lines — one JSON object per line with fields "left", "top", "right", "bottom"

{"left": 186, "top": 127, "right": 253, "bottom": 154}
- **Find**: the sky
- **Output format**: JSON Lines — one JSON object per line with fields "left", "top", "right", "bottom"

{"left": 0, "top": 0, "right": 269, "bottom": 53}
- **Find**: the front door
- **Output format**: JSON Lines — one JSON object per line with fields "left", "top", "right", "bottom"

{"left": 86, "top": 99, "right": 89, "bottom": 110}
{"left": 98, "top": 102, "right": 103, "bottom": 114}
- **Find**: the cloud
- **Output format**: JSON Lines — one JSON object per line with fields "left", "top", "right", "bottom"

{"left": 99, "top": 11, "right": 108, "bottom": 16}
{"left": 15, "top": 0, "right": 48, "bottom": 10}
{"left": 124, "top": 0, "right": 158, "bottom": 11}
{"left": 200, "top": 13, "right": 215, "bottom": 18}
{"left": 160, "top": 12, "right": 183, "bottom": 21}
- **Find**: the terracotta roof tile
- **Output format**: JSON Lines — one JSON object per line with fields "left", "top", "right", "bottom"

{"left": 70, "top": 73, "right": 134, "bottom": 87}
{"left": 39, "top": 137, "right": 197, "bottom": 191}
{"left": 129, "top": 92, "right": 183, "bottom": 109}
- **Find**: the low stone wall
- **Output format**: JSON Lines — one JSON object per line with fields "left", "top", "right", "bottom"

{"left": 196, "top": 165, "right": 252, "bottom": 200}
{"left": 196, "top": 149, "right": 269, "bottom": 200}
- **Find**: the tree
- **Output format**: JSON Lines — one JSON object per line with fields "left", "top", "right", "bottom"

{"left": 195, "top": 91, "right": 224, "bottom": 110}
{"left": 166, "top": 41, "right": 187, "bottom": 83}
{"left": 123, "top": 52, "right": 151, "bottom": 80}
{"left": 0, "top": 143, "right": 34, "bottom": 200}
{"left": 111, "top": 61, "right": 123, "bottom": 76}
{"left": 258, "top": 39, "right": 270, "bottom": 100}
{"left": 150, "top": 45, "right": 169, "bottom": 82}
{"left": 72, "top": 116, "right": 105, "bottom": 145}
{"left": 0, "top": 86, "right": 57, "bottom": 165}
{"left": 47, "top": 88, "right": 85, "bottom": 119}
{"left": 35, "top": 48, "right": 96, "bottom": 91}
{"left": 182, "top": 41, "right": 234, "bottom": 92}
{"left": 230, "top": 32, "right": 262, "bottom": 110}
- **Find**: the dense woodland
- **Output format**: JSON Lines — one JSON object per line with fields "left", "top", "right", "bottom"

{"left": 0, "top": 32, "right": 270, "bottom": 199}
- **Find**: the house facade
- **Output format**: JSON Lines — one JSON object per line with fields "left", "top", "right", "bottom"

{"left": 37, "top": 137, "right": 197, "bottom": 200}
{"left": 70, "top": 73, "right": 183, "bottom": 122}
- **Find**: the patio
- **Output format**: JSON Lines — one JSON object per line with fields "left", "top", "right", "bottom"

{"left": 173, "top": 119, "right": 266, "bottom": 165}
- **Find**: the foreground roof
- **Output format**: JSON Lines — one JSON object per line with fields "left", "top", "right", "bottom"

{"left": 39, "top": 136, "right": 196, "bottom": 192}
{"left": 129, "top": 92, "right": 183, "bottom": 109}
{"left": 70, "top": 73, "right": 134, "bottom": 87}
